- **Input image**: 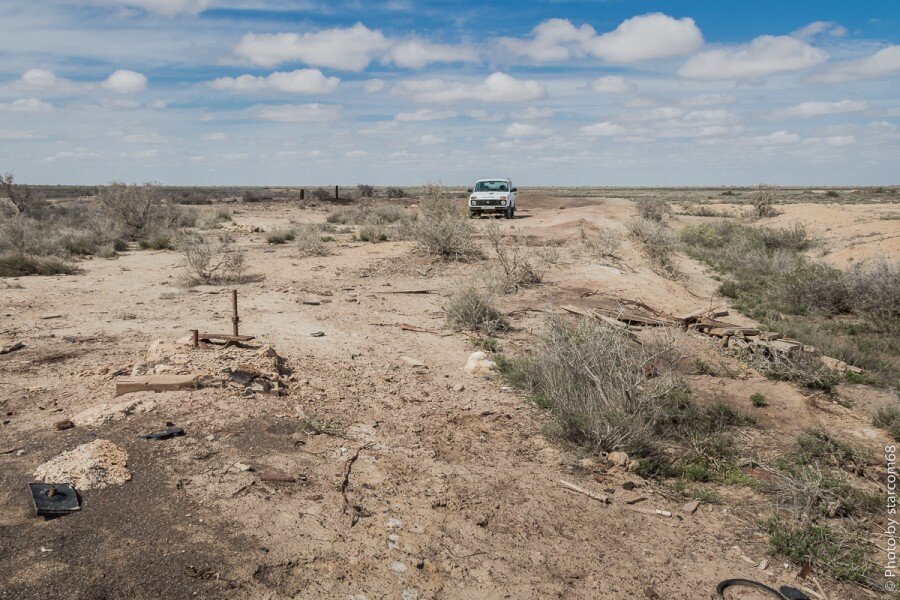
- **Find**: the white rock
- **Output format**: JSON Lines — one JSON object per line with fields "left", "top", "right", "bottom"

{"left": 608, "top": 451, "right": 630, "bottom": 467}
{"left": 464, "top": 351, "right": 496, "bottom": 375}
{"left": 146, "top": 339, "right": 175, "bottom": 363}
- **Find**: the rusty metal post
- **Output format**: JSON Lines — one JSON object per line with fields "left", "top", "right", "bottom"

{"left": 191, "top": 329, "right": 199, "bottom": 348}
{"left": 231, "top": 289, "right": 239, "bottom": 336}
{"left": 334, "top": 185, "right": 339, "bottom": 200}
{"left": 300, "top": 188, "right": 305, "bottom": 201}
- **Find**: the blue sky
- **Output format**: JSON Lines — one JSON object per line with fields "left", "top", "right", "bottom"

{"left": 0, "top": 1, "right": 898, "bottom": 185}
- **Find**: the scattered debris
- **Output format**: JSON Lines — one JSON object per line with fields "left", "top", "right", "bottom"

{"left": 27, "top": 483, "right": 80, "bottom": 517}
{"left": 40, "top": 314, "right": 63, "bottom": 320}
{"left": 72, "top": 397, "right": 156, "bottom": 427}
{"left": 0, "top": 341, "right": 24, "bottom": 355}
{"left": 311, "top": 331, "right": 325, "bottom": 337}
{"left": 400, "top": 356, "right": 427, "bottom": 368}
{"left": 385, "top": 289, "right": 435, "bottom": 295}
{"left": 681, "top": 500, "right": 700, "bottom": 514}
{"left": 715, "top": 579, "right": 795, "bottom": 599}
{"left": 558, "top": 479, "right": 610, "bottom": 504}
{"left": 624, "top": 505, "right": 673, "bottom": 518}
{"left": 139, "top": 427, "right": 185, "bottom": 440}
{"left": 115, "top": 374, "right": 199, "bottom": 397}
{"left": 342, "top": 443, "right": 374, "bottom": 526}
{"left": 34, "top": 439, "right": 130, "bottom": 490}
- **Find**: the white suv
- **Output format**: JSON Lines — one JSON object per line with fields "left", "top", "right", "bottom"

{"left": 468, "top": 178, "right": 517, "bottom": 219}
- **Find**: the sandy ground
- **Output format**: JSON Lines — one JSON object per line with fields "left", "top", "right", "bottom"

{"left": 1, "top": 193, "right": 897, "bottom": 599}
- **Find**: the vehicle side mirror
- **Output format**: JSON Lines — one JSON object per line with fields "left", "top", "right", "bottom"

{"left": 512, "top": 187, "right": 518, "bottom": 192}
{"left": 467, "top": 188, "right": 473, "bottom": 193}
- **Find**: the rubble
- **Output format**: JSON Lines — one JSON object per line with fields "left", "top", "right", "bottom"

{"left": 464, "top": 352, "right": 496, "bottom": 375}
{"left": 34, "top": 439, "right": 131, "bottom": 490}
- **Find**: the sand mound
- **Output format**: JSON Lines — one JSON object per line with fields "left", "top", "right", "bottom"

{"left": 34, "top": 439, "right": 131, "bottom": 490}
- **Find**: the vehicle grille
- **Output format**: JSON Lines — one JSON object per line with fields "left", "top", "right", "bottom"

{"left": 474, "top": 199, "right": 502, "bottom": 207}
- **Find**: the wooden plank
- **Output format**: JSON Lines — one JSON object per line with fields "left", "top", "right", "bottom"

{"left": 198, "top": 333, "right": 255, "bottom": 342}
{"left": 115, "top": 375, "right": 199, "bottom": 397}
{"left": 707, "top": 327, "right": 761, "bottom": 338}
{"left": 678, "top": 305, "right": 728, "bottom": 322}
{"left": 821, "top": 356, "right": 863, "bottom": 374}
{"left": 593, "top": 308, "right": 669, "bottom": 327}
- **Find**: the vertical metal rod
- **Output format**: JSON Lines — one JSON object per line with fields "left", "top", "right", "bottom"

{"left": 334, "top": 185, "right": 339, "bottom": 200}
{"left": 300, "top": 188, "right": 305, "bottom": 201}
{"left": 192, "top": 329, "right": 199, "bottom": 348}
{"left": 231, "top": 289, "right": 239, "bottom": 336}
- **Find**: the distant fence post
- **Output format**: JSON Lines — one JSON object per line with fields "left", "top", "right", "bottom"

{"left": 299, "top": 188, "right": 305, "bottom": 201}
{"left": 334, "top": 185, "right": 339, "bottom": 200}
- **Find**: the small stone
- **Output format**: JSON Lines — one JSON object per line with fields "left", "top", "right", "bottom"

{"left": 233, "top": 462, "right": 252, "bottom": 472}
{"left": 608, "top": 451, "right": 629, "bottom": 467}
{"left": 475, "top": 514, "right": 488, "bottom": 527}
{"left": 400, "top": 356, "right": 426, "bottom": 367}
{"left": 452, "top": 384, "right": 465, "bottom": 392}
{"left": 758, "top": 559, "right": 769, "bottom": 570}
{"left": 681, "top": 500, "right": 700, "bottom": 514}
{"left": 205, "top": 435, "right": 215, "bottom": 442}
{"left": 464, "top": 352, "right": 496, "bottom": 375}
{"left": 54, "top": 419, "right": 74, "bottom": 431}
{"left": 390, "top": 561, "right": 408, "bottom": 575}
{"left": 385, "top": 517, "right": 403, "bottom": 530}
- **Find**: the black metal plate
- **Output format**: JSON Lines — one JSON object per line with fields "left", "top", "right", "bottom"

{"left": 28, "top": 483, "right": 80, "bottom": 516}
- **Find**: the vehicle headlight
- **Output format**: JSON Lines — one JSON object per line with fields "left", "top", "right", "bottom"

{"left": 470, "top": 199, "right": 476, "bottom": 206}
{"left": 501, "top": 200, "right": 507, "bottom": 206}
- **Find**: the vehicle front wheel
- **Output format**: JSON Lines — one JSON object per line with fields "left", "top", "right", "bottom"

{"left": 469, "top": 211, "right": 478, "bottom": 218}
{"left": 504, "top": 208, "right": 513, "bottom": 219}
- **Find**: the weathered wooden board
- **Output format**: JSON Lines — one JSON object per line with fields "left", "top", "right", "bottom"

{"left": 115, "top": 375, "right": 199, "bottom": 396}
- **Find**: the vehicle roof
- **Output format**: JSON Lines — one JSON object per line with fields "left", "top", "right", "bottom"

{"left": 474, "top": 177, "right": 511, "bottom": 182}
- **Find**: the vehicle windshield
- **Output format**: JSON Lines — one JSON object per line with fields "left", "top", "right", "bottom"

{"left": 474, "top": 180, "right": 509, "bottom": 192}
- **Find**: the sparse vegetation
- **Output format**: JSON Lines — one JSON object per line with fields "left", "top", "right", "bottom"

{"left": 681, "top": 221, "right": 899, "bottom": 385}
{"left": 634, "top": 197, "right": 672, "bottom": 222}
{"left": 411, "top": 184, "right": 480, "bottom": 260}
{"left": 267, "top": 229, "right": 296, "bottom": 245}
{"left": 484, "top": 221, "right": 545, "bottom": 292}
{"left": 874, "top": 405, "right": 900, "bottom": 441}
{"left": 311, "top": 187, "right": 332, "bottom": 201}
{"left": 750, "top": 393, "right": 767, "bottom": 407}
{"left": 750, "top": 184, "right": 781, "bottom": 219}
{"left": 386, "top": 186, "right": 406, "bottom": 199}
{"left": 180, "top": 232, "right": 246, "bottom": 284}
{"left": 578, "top": 224, "right": 622, "bottom": 263}
{"left": 628, "top": 217, "right": 678, "bottom": 276}
{"left": 295, "top": 224, "right": 333, "bottom": 257}
{"left": 357, "top": 184, "right": 375, "bottom": 198}
{"left": 445, "top": 285, "right": 508, "bottom": 335}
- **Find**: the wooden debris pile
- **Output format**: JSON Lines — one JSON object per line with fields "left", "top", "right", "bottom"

{"left": 561, "top": 299, "right": 862, "bottom": 374}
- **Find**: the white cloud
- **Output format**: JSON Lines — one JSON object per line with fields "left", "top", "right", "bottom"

{"left": 396, "top": 72, "right": 546, "bottom": 103}
{"left": 500, "top": 18, "right": 596, "bottom": 62}
{"left": 363, "top": 79, "right": 386, "bottom": 93}
{"left": 511, "top": 106, "right": 555, "bottom": 119}
{"left": 102, "top": 69, "right": 148, "bottom": 93}
{"left": 466, "top": 110, "right": 503, "bottom": 122}
{"left": 803, "top": 135, "right": 856, "bottom": 146}
{"left": 504, "top": 122, "right": 545, "bottom": 138}
{"left": 394, "top": 108, "right": 456, "bottom": 122}
{"left": 235, "top": 24, "right": 389, "bottom": 71}
{"left": 589, "top": 13, "right": 703, "bottom": 62}
{"left": 0, "top": 98, "right": 53, "bottom": 112}
{"left": 121, "top": 132, "right": 166, "bottom": 143}
{"left": 814, "top": 45, "right": 900, "bottom": 82}
{"left": 681, "top": 93, "right": 736, "bottom": 107}
{"left": 501, "top": 14, "right": 701, "bottom": 63}
{"left": 202, "top": 132, "right": 228, "bottom": 141}
{"left": 771, "top": 99, "right": 868, "bottom": 119}
{"left": 16, "top": 69, "right": 60, "bottom": 90}
{"left": 210, "top": 69, "right": 339, "bottom": 94}
{"left": 256, "top": 103, "right": 340, "bottom": 122}
{"left": 750, "top": 130, "right": 801, "bottom": 145}
{"left": 793, "top": 21, "right": 846, "bottom": 40}
{"left": 382, "top": 39, "right": 478, "bottom": 69}
{"left": 580, "top": 121, "right": 626, "bottom": 136}
{"left": 416, "top": 134, "right": 444, "bottom": 145}
{"left": 679, "top": 35, "right": 827, "bottom": 79}
{"left": 590, "top": 76, "right": 633, "bottom": 94}
{"left": 89, "top": 0, "right": 212, "bottom": 16}
{"left": 346, "top": 150, "right": 368, "bottom": 158}
{"left": 0, "top": 130, "right": 41, "bottom": 140}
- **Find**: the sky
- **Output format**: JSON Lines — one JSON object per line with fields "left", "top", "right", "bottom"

{"left": 0, "top": 1, "right": 898, "bottom": 186}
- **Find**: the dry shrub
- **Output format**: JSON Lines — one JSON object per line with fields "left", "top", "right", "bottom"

{"left": 99, "top": 182, "right": 191, "bottom": 245}
{"left": 627, "top": 218, "right": 678, "bottom": 276}
{"left": 873, "top": 404, "right": 900, "bottom": 441}
{"left": 311, "top": 187, "right": 332, "bottom": 201}
{"left": 0, "top": 253, "right": 77, "bottom": 276}
{"left": 357, "top": 224, "right": 388, "bottom": 242}
{"left": 411, "top": 183, "right": 479, "bottom": 259}
{"left": 327, "top": 205, "right": 406, "bottom": 226}
{"left": 485, "top": 221, "right": 547, "bottom": 292}
{"left": 579, "top": 224, "right": 622, "bottom": 262}
{"left": 634, "top": 197, "right": 672, "bottom": 222}
{"left": 386, "top": 187, "right": 406, "bottom": 199}
{"left": 181, "top": 232, "right": 246, "bottom": 283}
{"left": 504, "top": 316, "right": 681, "bottom": 455}
{"left": 846, "top": 259, "right": 900, "bottom": 331}
{"left": 357, "top": 184, "right": 375, "bottom": 198}
{"left": 445, "top": 285, "right": 508, "bottom": 335}
{"left": 763, "top": 352, "right": 842, "bottom": 392}
{"left": 751, "top": 184, "right": 781, "bottom": 219}
{"left": 295, "top": 224, "right": 332, "bottom": 257}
